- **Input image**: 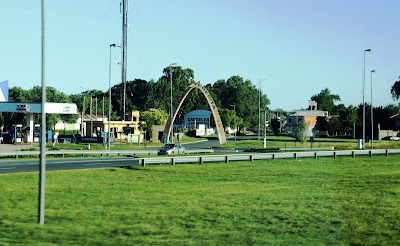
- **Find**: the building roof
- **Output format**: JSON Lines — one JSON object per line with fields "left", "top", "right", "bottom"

{"left": 390, "top": 113, "right": 400, "bottom": 119}
{"left": 289, "top": 110, "right": 328, "bottom": 117}
{"left": 185, "top": 109, "right": 212, "bottom": 117}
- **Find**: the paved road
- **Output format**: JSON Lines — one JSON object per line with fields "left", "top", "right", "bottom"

{"left": 0, "top": 143, "right": 39, "bottom": 151}
{"left": 184, "top": 138, "right": 241, "bottom": 154}
{"left": 0, "top": 157, "right": 139, "bottom": 174}
{"left": 184, "top": 138, "right": 219, "bottom": 149}
{"left": 0, "top": 138, "right": 231, "bottom": 174}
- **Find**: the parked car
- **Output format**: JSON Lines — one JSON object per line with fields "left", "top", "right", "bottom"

{"left": 157, "top": 143, "right": 185, "bottom": 155}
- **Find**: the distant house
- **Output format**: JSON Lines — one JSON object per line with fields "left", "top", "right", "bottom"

{"left": 376, "top": 114, "right": 400, "bottom": 140}
{"left": 83, "top": 110, "right": 141, "bottom": 140}
{"left": 184, "top": 109, "right": 212, "bottom": 129}
{"left": 390, "top": 114, "right": 400, "bottom": 131}
{"left": 285, "top": 101, "right": 328, "bottom": 137}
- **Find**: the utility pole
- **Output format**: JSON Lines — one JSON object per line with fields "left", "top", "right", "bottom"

{"left": 230, "top": 104, "right": 236, "bottom": 141}
{"left": 39, "top": 0, "right": 46, "bottom": 225}
{"left": 258, "top": 80, "right": 261, "bottom": 142}
{"left": 263, "top": 107, "right": 268, "bottom": 148}
{"left": 121, "top": 0, "right": 128, "bottom": 120}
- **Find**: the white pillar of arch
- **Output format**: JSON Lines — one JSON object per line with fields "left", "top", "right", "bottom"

{"left": 26, "top": 113, "right": 34, "bottom": 143}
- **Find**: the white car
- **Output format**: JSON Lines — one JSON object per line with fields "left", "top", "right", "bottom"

{"left": 157, "top": 143, "right": 185, "bottom": 155}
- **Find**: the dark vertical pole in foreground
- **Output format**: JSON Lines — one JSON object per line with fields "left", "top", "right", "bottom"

{"left": 121, "top": 0, "right": 128, "bottom": 120}
{"left": 39, "top": 0, "right": 47, "bottom": 224}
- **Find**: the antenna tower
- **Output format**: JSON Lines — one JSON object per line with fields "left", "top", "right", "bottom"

{"left": 121, "top": 0, "right": 128, "bottom": 120}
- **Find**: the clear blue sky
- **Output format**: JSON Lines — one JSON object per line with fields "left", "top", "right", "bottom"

{"left": 1, "top": 0, "right": 399, "bottom": 111}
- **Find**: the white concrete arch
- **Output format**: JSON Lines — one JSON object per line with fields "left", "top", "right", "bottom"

{"left": 162, "top": 83, "right": 227, "bottom": 145}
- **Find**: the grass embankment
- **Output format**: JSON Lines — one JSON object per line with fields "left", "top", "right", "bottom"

{"left": 222, "top": 136, "right": 400, "bottom": 150}
{"left": 1, "top": 156, "right": 399, "bottom": 245}
{"left": 15, "top": 135, "right": 400, "bottom": 152}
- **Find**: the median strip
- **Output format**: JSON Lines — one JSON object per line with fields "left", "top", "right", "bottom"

{"left": 83, "top": 163, "right": 112, "bottom": 166}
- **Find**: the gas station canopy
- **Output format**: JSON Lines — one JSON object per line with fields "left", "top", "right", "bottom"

{"left": 0, "top": 102, "right": 78, "bottom": 143}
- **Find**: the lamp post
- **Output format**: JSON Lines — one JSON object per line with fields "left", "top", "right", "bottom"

{"left": 264, "top": 107, "right": 268, "bottom": 148}
{"left": 169, "top": 63, "right": 177, "bottom": 143}
{"left": 39, "top": 0, "right": 46, "bottom": 225}
{"left": 258, "top": 83, "right": 261, "bottom": 142}
{"left": 82, "top": 96, "right": 85, "bottom": 135}
{"left": 89, "top": 95, "right": 92, "bottom": 136}
{"left": 80, "top": 86, "right": 93, "bottom": 137}
{"left": 230, "top": 104, "right": 236, "bottom": 141}
{"left": 362, "top": 49, "right": 371, "bottom": 149}
{"left": 370, "top": 69, "right": 375, "bottom": 149}
{"left": 108, "top": 44, "right": 120, "bottom": 151}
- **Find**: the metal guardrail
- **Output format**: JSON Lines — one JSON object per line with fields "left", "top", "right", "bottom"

{"left": 134, "top": 149, "right": 400, "bottom": 166}
{"left": 1, "top": 149, "right": 399, "bottom": 167}
{"left": 0, "top": 149, "right": 214, "bottom": 159}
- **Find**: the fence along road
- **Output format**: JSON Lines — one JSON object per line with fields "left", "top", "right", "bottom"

{"left": 1, "top": 149, "right": 399, "bottom": 174}
{"left": 0, "top": 149, "right": 215, "bottom": 159}
{"left": 135, "top": 149, "right": 400, "bottom": 166}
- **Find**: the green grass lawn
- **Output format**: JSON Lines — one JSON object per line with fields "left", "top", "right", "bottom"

{"left": 17, "top": 135, "right": 400, "bottom": 152}
{"left": 1, "top": 156, "right": 399, "bottom": 245}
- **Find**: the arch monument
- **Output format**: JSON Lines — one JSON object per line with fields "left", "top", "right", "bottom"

{"left": 162, "top": 83, "right": 227, "bottom": 145}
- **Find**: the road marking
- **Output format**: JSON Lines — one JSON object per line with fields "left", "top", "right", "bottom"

{"left": 0, "top": 167, "right": 16, "bottom": 170}
{"left": 83, "top": 163, "right": 112, "bottom": 166}
{"left": 51, "top": 158, "right": 135, "bottom": 164}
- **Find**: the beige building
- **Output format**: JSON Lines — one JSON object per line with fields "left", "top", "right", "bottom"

{"left": 83, "top": 110, "right": 141, "bottom": 140}
{"left": 151, "top": 125, "right": 166, "bottom": 143}
{"left": 285, "top": 101, "right": 329, "bottom": 137}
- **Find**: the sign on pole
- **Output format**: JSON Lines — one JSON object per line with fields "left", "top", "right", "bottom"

{"left": 174, "top": 133, "right": 183, "bottom": 142}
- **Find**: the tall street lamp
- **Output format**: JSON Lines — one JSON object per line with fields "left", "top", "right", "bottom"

{"left": 81, "top": 96, "right": 85, "bottom": 135}
{"left": 108, "top": 44, "right": 120, "bottom": 151}
{"left": 39, "top": 0, "right": 46, "bottom": 225}
{"left": 169, "top": 63, "right": 177, "bottom": 143}
{"left": 362, "top": 49, "right": 371, "bottom": 149}
{"left": 80, "top": 86, "right": 93, "bottom": 137}
{"left": 370, "top": 69, "right": 375, "bottom": 149}
{"left": 264, "top": 107, "right": 268, "bottom": 148}
{"left": 230, "top": 104, "right": 236, "bottom": 141}
{"left": 258, "top": 83, "right": 261, "bottom": 142}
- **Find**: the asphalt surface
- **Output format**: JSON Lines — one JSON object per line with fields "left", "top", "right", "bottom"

{"left": 0, "top": 139, "right": 222, "bottom": 174}
{"left": 0, "top": 142, "right": 39, "bottom": 151}
{"left": 0, "top": 157, "right": 139, "bottom": 174}
{"left": 0, "top": 137, "right": 239, "bottom": 174}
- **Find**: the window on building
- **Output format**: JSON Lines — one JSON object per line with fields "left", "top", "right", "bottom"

{"left": 123, "top": 127, "right": 134, "bottom": 135}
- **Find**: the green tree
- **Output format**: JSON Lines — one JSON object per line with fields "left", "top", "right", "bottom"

{"left": 311, "top": 88, "right": 341, "bottom": 114}
{"left": 315, "top": 116, "right": 328, "bottom": 132}
{"left": 292, "top": 120, "right": 307, "bottom": 143}
{"left": 152, "top": 66, "right": 200, "bottom": 122}
{"left": 338, "top": 105, "right": 357, "bottom": 133}
{"left": 210, "top": 76, "right": 269, "bottom": 130}
{"left": 272, "top": 108, "right": 289, "bottom": 118}
{"left": 218, "top": 108, "right": 235, "bottom": 129}
{"left": 326, "top": 117, "right": 342, "bottom": 136}
{"left": 139, "top": 108, "right": 169, "bottom": 135}
{"left": 125, "top": 79, "right": 152, "bottom": 111}
{"left": 390, "top": 79, "right": 400, "bottom": 101}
